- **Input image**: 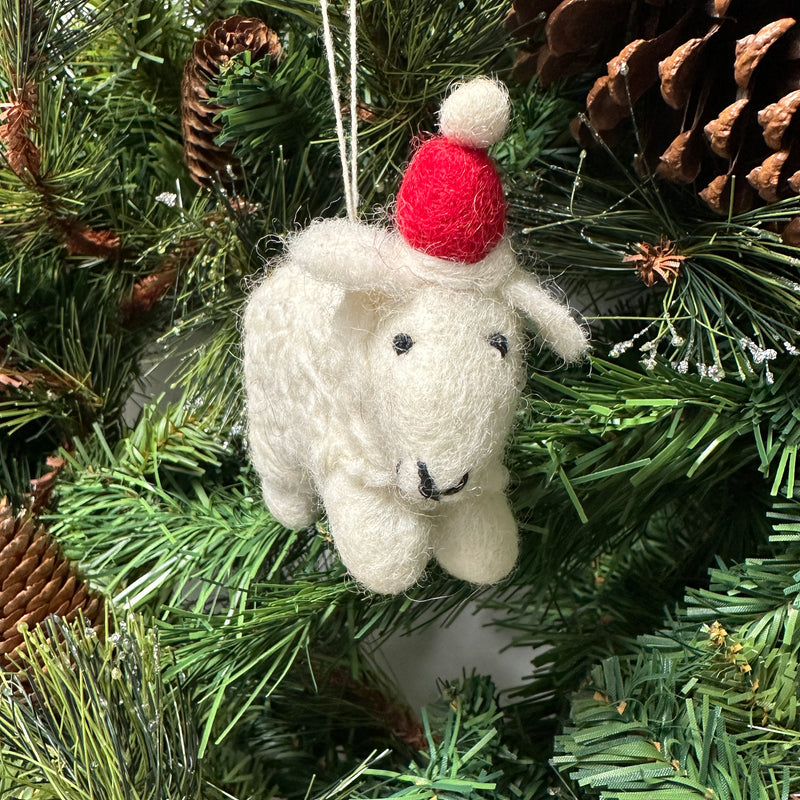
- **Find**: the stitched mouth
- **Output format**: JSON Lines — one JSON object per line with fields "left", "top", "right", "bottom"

{"left": 417, "top": 461, "right": 469, "bottom": 501}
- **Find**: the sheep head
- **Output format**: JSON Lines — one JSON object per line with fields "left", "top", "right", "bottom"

{"left": 366, "top": 284, "right": 525, "bottom": 503}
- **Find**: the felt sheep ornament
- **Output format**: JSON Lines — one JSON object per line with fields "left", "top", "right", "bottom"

{"left": 243, "top": 77, "right": 589, "bottom": 595}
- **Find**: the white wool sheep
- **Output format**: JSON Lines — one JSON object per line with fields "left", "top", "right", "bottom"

{"left": 243, "top": 219, "right": 589, "bottom": 594}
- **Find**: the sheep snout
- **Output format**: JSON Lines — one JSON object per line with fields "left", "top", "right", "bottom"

{"left": 395, "top": 458, "right": 471, "bottom": 503}
{"left": 417, "top": 461, "right": 469, "bottom": 501}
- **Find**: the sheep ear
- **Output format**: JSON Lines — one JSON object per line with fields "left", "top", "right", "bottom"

{"left": 503, "top": 270, "right": 589, "bottom": 362}
{"left": 287, "top": 218, "right": 414, "bottom": 292}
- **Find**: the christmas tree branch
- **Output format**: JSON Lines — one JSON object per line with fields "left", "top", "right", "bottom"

{"left": 0, "top": 612, "right": 219, "bottom": 799}
{"left": 318, "top": 674, "right": 547, "bottom": 800}
{"left": 508, "top": 153, "right": 800, "bottom": 379}
{"left": 554, "top": 496, "right": 800, "bottom": 797}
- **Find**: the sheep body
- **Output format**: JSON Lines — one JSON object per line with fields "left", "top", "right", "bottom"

{"left": 243, "top": 219, "right": 588, "bottom": 594}
{"left": 244, "top": 263, "right": 384, "bottom": 526}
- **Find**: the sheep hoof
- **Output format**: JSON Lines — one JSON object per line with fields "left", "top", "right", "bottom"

{"left": 433, "top": 493, "right": 518, "bottom": 584}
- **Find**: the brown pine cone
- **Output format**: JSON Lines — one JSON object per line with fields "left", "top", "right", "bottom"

{"left": 181, "top": 16, "right": 281, "bottom": 189}
{"left": 512, "top": 0, "right": 800, "bottom": 218}
{"left": 0, "top": 499, "right": 104, "bottom": 671}
{"left": 0, "top": 80, "right": 41, "bottom": 179}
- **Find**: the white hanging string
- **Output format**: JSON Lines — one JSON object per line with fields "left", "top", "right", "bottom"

{"left": 319, "top": 0, "right": 359, "bottom": 221}
{"left": 348, "top": 0, "right": 359, "bottom": 214}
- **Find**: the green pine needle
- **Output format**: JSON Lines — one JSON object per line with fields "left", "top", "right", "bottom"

{"left": 0, "top": 612, "right": 215, "bottom": 800}
{"left": 553, "top": 497, "right": 800, "bottom": 798}
{"left": 318, "top": 674, "right": 546, "bottom": 800}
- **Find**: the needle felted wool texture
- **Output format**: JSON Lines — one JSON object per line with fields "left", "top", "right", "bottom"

{"left": 438, "top": 77, "right": 511, "bottom": 147}
{"left": 243, "top": 78, "right": 589, "bottom": 595}
{"left": 394, "top": 139, "right": 506, "bottom": 264}
{"left": 394, "top": 77, "right": 511, "bottom": 265}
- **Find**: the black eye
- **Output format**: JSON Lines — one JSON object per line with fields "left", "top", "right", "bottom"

{"left": 489, "top": 333, "right": 508, "bottom": 358}
{"left": 393, "top": 332, "right": 414, "bottom": 355}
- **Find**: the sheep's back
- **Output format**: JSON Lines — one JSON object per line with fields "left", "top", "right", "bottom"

{"left": 243, "top": 262, "right": 372, "bottom": 488}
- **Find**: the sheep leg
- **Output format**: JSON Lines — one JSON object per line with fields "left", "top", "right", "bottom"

{"left": 433, "top": 491, "right": 518, "bottom": 585}
{"left": 322, "top": 472, "right": 432, "bottom": 594}
{"left": 259, "top": 470, "right": 318, "bottom": 530}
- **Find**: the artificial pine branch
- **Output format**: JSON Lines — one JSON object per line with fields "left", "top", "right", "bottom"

{"left": 0, "top": 0, "right": 124, "bottom": 257}
{"left": 475, "top": 356, "right": 800, "bottom": 753}
{"left": 214, "top": 0, "right": 510, "bottom": 208}
{"left": 498, "top": 355, "right": 800, "bottom": 610}
{"left": 507, "top": 359, "right": 761, "bottom": 583}
{"left": 506, "top": 122, "right": 800, "bottom": 380}
{"left": 0, "top": 613, "right": 218, "bottom": 799}
{"left": 0, "top": 0, "right": 182, "bottom": 496}
{"left": 317, "top": 674, "right": 547, "bottom": 800}
{"left": 210, "top": 31, "right": 334, "bottom": 204}
{"left": 181, "top": 15, "right": 282, "bottom": 189}
{"left": 554, "top": 495, "right": 800, "bottom": 797}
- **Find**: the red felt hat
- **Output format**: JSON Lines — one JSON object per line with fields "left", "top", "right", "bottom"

{"left": 394, "top": 78, "right": 511, "bottom": 265}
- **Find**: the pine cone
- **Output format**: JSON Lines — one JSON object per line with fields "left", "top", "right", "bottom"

{"left": 0, "top": 500, "right": 104, "bottom": 671}
{"left": 515, "top": 0, "right": 800, "bottom": 217}
{"left": 0, "top": 80, "right": 41, "bottom": 179}
{"left": 181, "top": 16, "right": 281, "bottom": 189}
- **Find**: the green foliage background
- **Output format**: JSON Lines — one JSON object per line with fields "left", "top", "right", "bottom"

{"left": 3, "top": 0, "right": 800, "bottom": 798}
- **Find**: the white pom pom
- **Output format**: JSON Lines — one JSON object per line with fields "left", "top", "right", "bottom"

{"left": 438, "top": 77, "right": 511, "bottom": 148}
